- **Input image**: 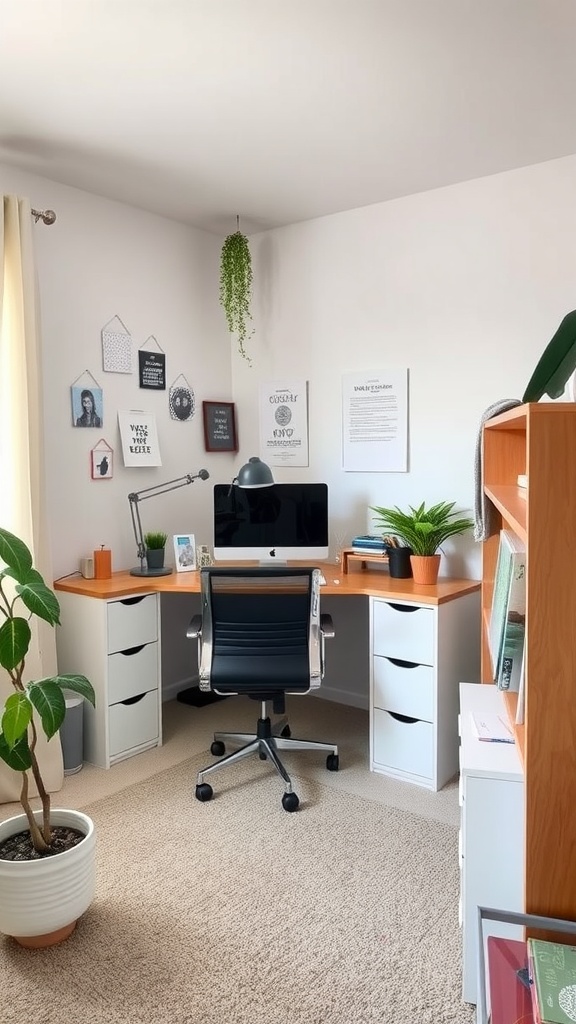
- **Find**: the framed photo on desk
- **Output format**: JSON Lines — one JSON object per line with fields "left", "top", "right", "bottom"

{"left": 173, "top": 534, "right": 196, "bottom": 572}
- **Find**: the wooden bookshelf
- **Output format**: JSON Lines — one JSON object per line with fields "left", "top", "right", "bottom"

{"left": 481, "top": 403, "right": 576, "bottom": 923}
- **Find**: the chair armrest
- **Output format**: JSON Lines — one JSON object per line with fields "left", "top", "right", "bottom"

{"left": 320, "top": 613, "right": 334, "bottom": 639}
{"left": 186, "top": 614, "right": 203, "bottom": 640}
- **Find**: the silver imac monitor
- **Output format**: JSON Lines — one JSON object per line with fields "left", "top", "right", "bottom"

{"left": 213, "top": 482, "right": 329, "bottom": 563}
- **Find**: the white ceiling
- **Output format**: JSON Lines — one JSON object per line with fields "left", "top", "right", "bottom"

{"left": 2, "top": 1, "right": 576, "bottom": 236}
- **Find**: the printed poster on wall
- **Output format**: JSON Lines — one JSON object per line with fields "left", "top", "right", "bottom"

{"left": 259, "top": 380, "right": 309, "bottom": 467}
{"left": 342, "top": 369, "right": 408, "bottom": 472}
{"left": 118, "top": 410, "right": 162, "bottom": 467}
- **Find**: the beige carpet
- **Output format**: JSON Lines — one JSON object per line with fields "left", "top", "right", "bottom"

{"left": 0, "top": 697, "right": 474, "bottom": 1024}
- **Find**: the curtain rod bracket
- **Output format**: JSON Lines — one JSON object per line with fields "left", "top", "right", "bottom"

{"left": 31, "top": 208, "right": 56, "bottom": 226}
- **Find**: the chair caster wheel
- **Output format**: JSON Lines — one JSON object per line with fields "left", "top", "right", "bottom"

{"left": 259, "top": 751, "right": 267, "bottom": 760}
{"left": 280, "top": 725, "right": 291, "bottom": 738}
{"left": 211, "top": 740, "right": 225, "bottom": 756}
{"left": 282, "top": 792, "right": 299, "bottom": 812}
{"left": 195, "top": 783, "right": 213, "bottom": 802}
{"left": 326, "top": 753, "right": 339, "bottom": 772}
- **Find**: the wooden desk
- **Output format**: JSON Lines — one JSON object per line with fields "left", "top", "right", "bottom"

{"left": 54, "top": 565, "right": 480, "bottom": 782}
{"left": 55, "top": 563, "right": 479, "bottom": 605}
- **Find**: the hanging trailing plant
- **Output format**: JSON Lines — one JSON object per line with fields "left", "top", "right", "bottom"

{"left": 219, "top": 217, "right": 253, "bottom": 364}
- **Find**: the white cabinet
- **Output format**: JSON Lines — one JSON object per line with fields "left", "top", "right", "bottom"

{"left": 459, "top": 682, "right": 524, "bottom": 1010}
{"left": 56, "top": 591, "right": 162, "bottom": 768}
{"left": 369, "top": 591, "right": 480, "bottom": 791}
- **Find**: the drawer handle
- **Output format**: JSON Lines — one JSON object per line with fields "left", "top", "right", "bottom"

{"left": 119, "top": 596, "right": 150, "bottom": 607}
{"left": 119, "top": 644, "right": 146, "bottom": 657}
{"left": 120, "top": 692, "right": 147, "bottom": 706}
{"left": 387, "top": 603, "right": 420, "bottom": 614}
{"left": 388, "top": 711, "right": 419, "bottom": 725}
{"left": 386, "top": 657, "right": 418, "bottom": 669}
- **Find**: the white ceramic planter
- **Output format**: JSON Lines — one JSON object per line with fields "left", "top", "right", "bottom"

{"left": 0, "top": 808, "right": 95, "bottom": 944}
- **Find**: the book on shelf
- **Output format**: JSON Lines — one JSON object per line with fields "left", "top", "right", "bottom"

{"left": 488, "top": 529, "right": 526, "bottom": 684}
{"left": 527, "top": 937, "right": 576, "bottom": 1024}
{"left": 496, "top": 534, "right": 526, "bottom": 692}
{"left": 351, "top": 548, "right": 388, "bottom": 557}
{"left": 470, "top": 710, "right": 515, "bottom": 743}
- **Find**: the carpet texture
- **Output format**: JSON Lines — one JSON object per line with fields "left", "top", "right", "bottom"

{"left": 1, "top": 747, "right": 474, "bottom": 1024}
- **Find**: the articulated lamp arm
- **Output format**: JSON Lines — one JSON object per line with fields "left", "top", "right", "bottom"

{"left": 128, "top": 469, "right": 210, "bottom": 577}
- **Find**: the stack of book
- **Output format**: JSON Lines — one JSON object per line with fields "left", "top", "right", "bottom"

{"left": 351, "top": 535, "right": 388, "bottom": 555}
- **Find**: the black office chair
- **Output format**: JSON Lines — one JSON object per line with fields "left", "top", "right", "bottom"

{"left": 187, "top": 566, "right": 339, "bottom": 811}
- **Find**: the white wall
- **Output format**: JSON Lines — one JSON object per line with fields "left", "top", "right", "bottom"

{"left": 234, "top": 153, "right": 576, "bottom": 581}
{"left": 1, "top": 164, "right": 237, "bottom": 579}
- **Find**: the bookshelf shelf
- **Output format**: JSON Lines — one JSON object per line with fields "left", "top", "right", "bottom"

{"left": 481, "top": 402, "right": 576, "bottom": 923}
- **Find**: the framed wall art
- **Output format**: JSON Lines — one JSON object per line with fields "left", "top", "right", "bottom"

{"left": 91, "top": 439, "right": 114, "bottom": 479}
{"left": 203, "top": 401, "right": 238, "bottom": 452}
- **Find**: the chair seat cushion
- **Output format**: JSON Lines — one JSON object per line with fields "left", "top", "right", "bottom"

{"left": 211, "top": 651, "right": 310, "bottom": 694}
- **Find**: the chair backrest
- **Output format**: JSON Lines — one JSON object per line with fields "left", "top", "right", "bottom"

{"left": 197, "top": 567, "right": 324, "bottom": 697}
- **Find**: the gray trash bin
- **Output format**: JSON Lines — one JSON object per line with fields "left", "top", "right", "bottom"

{"left": 60, "top": 694, "right": 84, "bottom": 775}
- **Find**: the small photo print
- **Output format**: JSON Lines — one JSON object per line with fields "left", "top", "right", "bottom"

{"left": 91, "top": 447, "right": 113, "bottom": 479}
{"left": 72, "top": 386, "right": 103, "bottom": 428}
{"left": 173, "top": 534, "right": 196, "bottom": 572}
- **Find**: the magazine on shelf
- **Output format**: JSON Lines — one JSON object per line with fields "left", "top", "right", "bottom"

{"left": 470, "top": 711, "right": 515, "bottom": 743}
{"left": 496, "top": 534, "right": 526, "bottom": 692}
{"left": 487, "top": 530, "right": 526, "bottom": 683}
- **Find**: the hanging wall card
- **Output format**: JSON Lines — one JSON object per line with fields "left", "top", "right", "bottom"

{"left": 71, "top": 370, "right": 103, "bottom": 427}
{"left": 169, "top": 374, "right": 195, "bottom": 421}
{"left": 341, "top": 369, "right": 408, "bottom": 472}
{"left": 138, "top": 336, "right": 166, "bottom": 390}
{"left": 90, "top": 439, "right": 114, "bottom": 479}
{"left": 259, "top": 380, "right": 309, "bottom": 467}
{"left": 102, "top": 315, "right": 132, "bottom": 374}
{"left": 118, "top": 410, "right": 162, "bottom": 467}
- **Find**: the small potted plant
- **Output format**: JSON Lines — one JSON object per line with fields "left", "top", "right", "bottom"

{"left": 369, "top": 501, "right": 474, "bottom": 585}
{"left": 143, "top": 531, "right": 168, "bottom": 571}
{"left": 0, "top": 527, "right": 96, "bottom": 946}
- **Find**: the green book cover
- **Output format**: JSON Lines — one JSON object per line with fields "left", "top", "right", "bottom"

{"left": 528, "top": 939, "right": 576, "bottom": 1024}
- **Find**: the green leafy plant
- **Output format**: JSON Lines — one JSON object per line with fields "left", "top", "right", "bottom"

{"left": 143, "top": 531, "right": 167, "bottom": 550}
{"left": 219, "top": 219, "right": 253, "bottom": 364}
{"left": 0, "top": 528, "right": 95, "bottom": 854}
{"left": 369, "top": 501, "right": 474, "bottom": 557}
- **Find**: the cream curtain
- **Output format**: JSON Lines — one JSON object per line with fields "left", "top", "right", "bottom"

{"left": 0, "top": 194, "right": 63, "bottom": 802}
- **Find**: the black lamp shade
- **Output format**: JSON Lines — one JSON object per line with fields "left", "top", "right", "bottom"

{"left": 236, "top": 457, "right": 274, "bottom": 488}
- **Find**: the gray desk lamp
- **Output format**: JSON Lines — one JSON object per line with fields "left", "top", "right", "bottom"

{"left": 233, "top": 457, "right": 274, "bottom": 488}
{"left": 128, "top": 469, "right": 210, "bottom": 577}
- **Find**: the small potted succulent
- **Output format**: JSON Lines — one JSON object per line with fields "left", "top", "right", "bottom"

{"left": 143, "top": 530, "right": 168, "bottom": 571}
{"left": 370, "top": 501, "right": 474, "bottom": 585}
{"left": 0, "top": 527, "right": 96, "bottom": 946}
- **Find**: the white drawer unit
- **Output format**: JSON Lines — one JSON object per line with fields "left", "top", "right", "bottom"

{"left": 369, "top": 591, "right": 480, "bottom": 791}
{"left": 56, "top": 590, "right": 162, "bottom": 768}
{"left": 459, "top": 682, "right": 524, "bottom": 1013}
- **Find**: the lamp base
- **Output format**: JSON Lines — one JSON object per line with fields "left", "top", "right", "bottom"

{"left": 129, "top": 566, "right": 173, "bottom": 577}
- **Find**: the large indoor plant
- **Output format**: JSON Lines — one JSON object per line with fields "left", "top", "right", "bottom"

{"left": 219, "top": 218, "right": 253, "bottom": 364}
{"left": 0, "top": 527, "right": 96, "bottom": 946}
{"left": 370, "top": 500, "right": 474, "bottom": 585}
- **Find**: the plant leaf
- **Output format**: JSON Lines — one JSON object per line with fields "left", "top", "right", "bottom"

{"left": 0, "top": 732, "right": 32, "bottom": 771}
{"left": 1, "top": 691, "right": 32, "bottom": 747}
{"left": 27, "top": 680, "right": 66, "bottom": 739}
{"left": 55, "top": 674, "right": 96, "bottom": 708}
{"left": 15, "top": 575, "right": 60, "bottom": 626}
{"left": 0, "top": 528, "right": 33, "bottom": 579}
{"left": 0, "top": 616, "right": 31, "bottom": 672}
{"left": 523, "top": 309, "right": 576, "bottom": 402}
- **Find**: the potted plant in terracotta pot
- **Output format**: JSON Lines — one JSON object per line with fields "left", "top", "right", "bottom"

{"left": 0, "top": 527, "right": 96, "bottom": 947}
{"left": 143, "top": 530, "right": 168, "bottom": 571}
{"left": 369, "top": 501, "right": 474, "bottom": 585}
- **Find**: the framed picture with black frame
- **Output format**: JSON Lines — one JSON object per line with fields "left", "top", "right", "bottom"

{"left": 202, "top": 401, "right": 238, "bottom": 452}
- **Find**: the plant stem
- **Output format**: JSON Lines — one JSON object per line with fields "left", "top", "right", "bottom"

{"left": 19, "top": 768, "right": 49, "bottom": 853}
